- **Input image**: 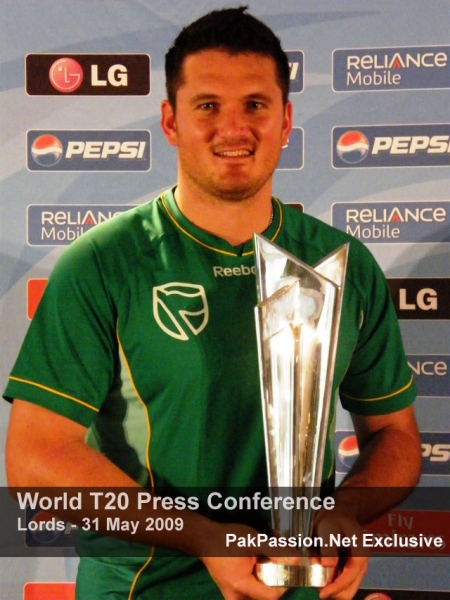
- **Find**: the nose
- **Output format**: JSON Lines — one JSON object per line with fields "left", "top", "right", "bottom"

{"left": 216, "top": 105, "right": 250, "bottom": 139}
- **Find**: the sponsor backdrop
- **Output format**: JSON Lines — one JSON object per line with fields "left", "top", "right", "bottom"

{"left": 0, "top": 0, "right": 449, "bottom": 597}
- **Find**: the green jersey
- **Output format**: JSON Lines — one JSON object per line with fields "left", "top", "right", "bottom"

{"left": 4, "top": 189, "right": 415, "bottom": 599}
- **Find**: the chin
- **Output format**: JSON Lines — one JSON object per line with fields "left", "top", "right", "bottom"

{"left": 211, "top": 179, "right": 269, "bottom": 202}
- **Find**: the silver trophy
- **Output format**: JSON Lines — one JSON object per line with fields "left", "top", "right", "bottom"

{"left": 253, "top": 234, "right": 349, "bottom": 587}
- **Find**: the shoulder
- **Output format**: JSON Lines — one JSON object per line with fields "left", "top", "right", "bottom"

{"left": 280, "top": 202, "right": 380, "bottom": 274}
{"left": 277, "top": 201, "right": 392, "bottom": 319}
{"left": 44, "top": 194, "right": 171, "bottom": 306}
{"left": 52, "top": 196, "right": 164, "bottom": 272}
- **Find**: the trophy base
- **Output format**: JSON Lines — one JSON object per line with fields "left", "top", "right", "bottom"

{"left": 255, "top": 558, "right": 333, "bottom": 588}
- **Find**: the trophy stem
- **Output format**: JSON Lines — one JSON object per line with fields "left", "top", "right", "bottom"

{"left": 255, "top": 558, "right": 333, "bottom": 588}
{"left": 253, "top": 234, "right": 349, "bottom": 589}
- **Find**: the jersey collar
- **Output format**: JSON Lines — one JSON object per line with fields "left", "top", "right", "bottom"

{"left": 159, "top": 187, "right": 282, "bottom": 257}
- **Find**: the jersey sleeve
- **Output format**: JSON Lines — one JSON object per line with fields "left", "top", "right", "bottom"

{"left": 3, "top": 234, "right": 119, "bottom": 427}
{"left": 338, "top": 243, "right": 416, "bottom": 416}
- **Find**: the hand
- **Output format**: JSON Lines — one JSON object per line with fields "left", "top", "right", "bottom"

{"left": 198, "top": 522, "right": 287, "bottom": 600}
{"left": 314, "top": 508, "right": 369, "bottom": 600}
{"left": 201, "top": 555, "right": 286, "bottom": 600}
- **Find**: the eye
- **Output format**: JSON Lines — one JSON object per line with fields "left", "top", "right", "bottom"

{"left": 247, "top": 100, "right": 263, "bottom": 110}
{"left": 198, "top": 102, "right": 216, "bottom": 111}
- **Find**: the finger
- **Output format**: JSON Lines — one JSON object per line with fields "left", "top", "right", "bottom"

{"left": 319, "top": 557, "right": 368, "bottom": 599}
{"left": 267, "top": 555, "right": 302, "bottom": 565}
{"left": 223, "top": 572, "right": 286, "bottom": 600}
{"left": 320, "top": 552, "right": 339, "bottom": 567}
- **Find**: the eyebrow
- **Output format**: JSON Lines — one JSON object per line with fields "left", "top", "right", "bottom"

{"left": 188, "top": 92, "right": 275, "bottom": 105}
{"left": 188, "top": 93, "right": 221, "bottom": 105}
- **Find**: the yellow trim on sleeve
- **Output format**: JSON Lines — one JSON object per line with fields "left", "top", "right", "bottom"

{"left": 341, "top": 374, "right": 414, "bottom": 403}
{"left": 8, "top": 376, "right": 99, "bottom": 412}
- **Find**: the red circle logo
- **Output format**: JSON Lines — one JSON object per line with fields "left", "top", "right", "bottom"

{"left": 49, "top": 57, "right": 83, "bottom": 93}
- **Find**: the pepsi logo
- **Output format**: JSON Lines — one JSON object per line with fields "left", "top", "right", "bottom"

{"left": 28, "top": 511, "right": 61, "bottom": 544}
{"left": 31, "top": 134, "right": 63, "bottom": 167}
{"left": 338, "top": 434, "right": 360, "bottom": 468}
{"left": 49, "top": 57, "right": 83, "bottom": 93}
{"left": 363, "top": 594, "right": 392, "bottom": 600}
{"left": 336, "top": 131, "right": 370, "bottom": 164}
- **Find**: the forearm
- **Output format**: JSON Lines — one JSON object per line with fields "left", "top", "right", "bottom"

{"left": 333, "top": 408, "right": 422, "bottom": 524}
{"left": 6, "top": 400, "right": 217, "bottom": 557}
{"left": 6, "top": 401, "right": 288, "bottom": 599}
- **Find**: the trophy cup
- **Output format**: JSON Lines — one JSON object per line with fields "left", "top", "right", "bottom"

{"left": 253, "top": 234, "right": 349, "bottom": 587}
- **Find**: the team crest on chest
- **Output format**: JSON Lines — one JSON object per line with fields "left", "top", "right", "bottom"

{"left": 153, "top": 282, "right": 209, "bottom": 341}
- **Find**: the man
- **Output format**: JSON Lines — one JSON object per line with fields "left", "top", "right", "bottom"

{"left": 4, "top": 7, "right": 421, "bottom": 600}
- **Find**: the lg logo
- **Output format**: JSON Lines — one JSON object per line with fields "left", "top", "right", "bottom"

{"left": 90, "top": 64, "right": 128, "bottom": 87}
{"left": 388, "top": 278, "right": 449, "bottom": 320}
{"left": 49, "top": 58, "right": 129, "bottom": 92}
{"left": 26, "top": 54, "right": 150, "bottom": 95}
{"left": 399, "top": 287, "right": 437, "bottom": 311}
{"left": 49, "top": 57, "right": 83, "bottom": 93}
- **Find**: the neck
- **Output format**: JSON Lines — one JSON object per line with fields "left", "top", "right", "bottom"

{"left": 173, "top": 183, "right": 273, "bottom": 246}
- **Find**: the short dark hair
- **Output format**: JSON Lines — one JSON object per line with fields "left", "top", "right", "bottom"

{"left": 165, "top": 6, "right": 290, "bottom": 107}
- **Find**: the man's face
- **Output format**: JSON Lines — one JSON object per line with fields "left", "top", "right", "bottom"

{"left": 161, "top": 50, "right": 292, "bottom": 203}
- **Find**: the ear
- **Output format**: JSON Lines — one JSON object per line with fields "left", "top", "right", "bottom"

{"left": 160, "top": 100, "right": 178, "bottom": 147}
{"left": 281, "top": 101, "right": 293, "bottom": 147}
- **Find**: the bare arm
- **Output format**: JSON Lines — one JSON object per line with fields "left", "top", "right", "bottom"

{"left": 7, "top": 400, "right": 137, "bottom": 489}
{"left": 6, "top": 399, "right": 286, "bottom": 600}
{"left": 6, "top": 399, "right": 208, "bottom": 551}
{"left": 334, "top": 404, "right": 422, "bottom": 522}
{"left": 316, "top": 405, "right": 422, "bottom": 599}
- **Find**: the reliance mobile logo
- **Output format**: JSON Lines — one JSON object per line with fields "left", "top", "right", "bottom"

{"left": 407, "top": 355, "right": 450, "bottom": 397}
{"left": 333, "top": 124, "right": 450, "bottom": 168}
{"left": 27, "top": 130, "right": 151, "bottom": 171}
{"left": 333, "top": 45, "right": 450, "bottom": 91}
{"left": 27, "top": 204, "right": 134, "bottom": 246}
{"left": 331, "top": 201, "right": 450, "bottom": 243}
{"left": 26, "top": 53, "right": 150, "bottom": 95}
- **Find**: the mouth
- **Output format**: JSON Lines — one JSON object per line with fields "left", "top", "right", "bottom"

{"left": 214, "top": 149, "right": 253, "bottom": 158}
